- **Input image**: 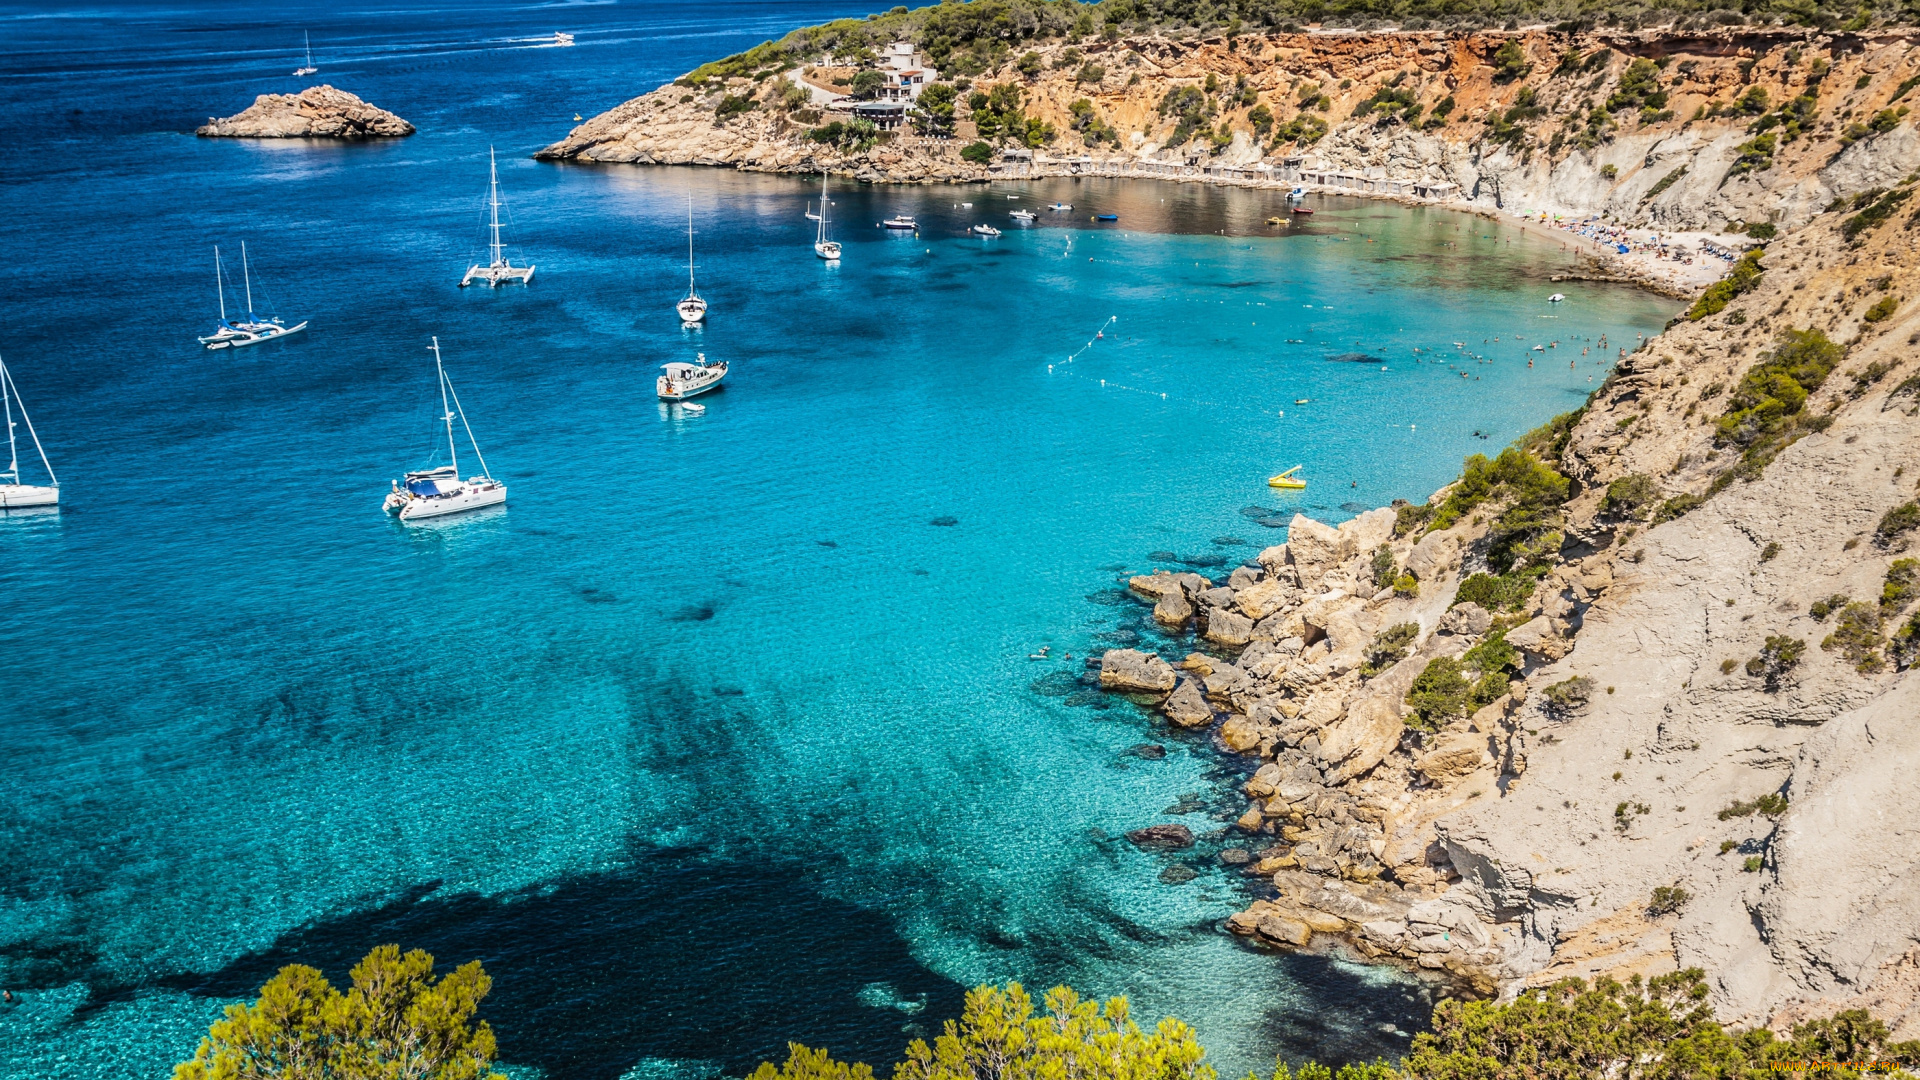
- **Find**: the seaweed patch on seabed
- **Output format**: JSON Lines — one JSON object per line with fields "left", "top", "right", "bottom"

{"left": 1326, "top": 352, "right": 1385, "bottom": 364}
{"left": 108, "top": 858, "right": 971, "bottom": 1080}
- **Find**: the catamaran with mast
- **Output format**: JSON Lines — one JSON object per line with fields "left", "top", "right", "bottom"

{"left": 461, "top": 148, "right": 535, "bottom": 288}
{"left": 676, "top": 198, "right": 707, "bottom": 323}
{"left": 293, "top": 31, "right": 317, "bottom": 77}
{"left": 382, "top": 337, "right": 507, "bottom": 521}
{"left": 813, "top": 173, "right": 841, "bottom": 261}
{"left": 0, "top": 355, "right": 58, "bottom": 509}
{"left": 203, "top": 242, "right": 307, "bottom": 349}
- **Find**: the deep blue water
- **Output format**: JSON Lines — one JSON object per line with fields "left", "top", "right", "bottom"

{"left": 0, "top": 3, "right": 1676, "bottom": 1078}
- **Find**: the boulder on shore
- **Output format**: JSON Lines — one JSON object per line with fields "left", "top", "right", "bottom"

{"left": 198, "top": 86, "right": 414, "bottom": 138}
{"left": 1099, "top": 649, "right": 1176, "bottom": 694}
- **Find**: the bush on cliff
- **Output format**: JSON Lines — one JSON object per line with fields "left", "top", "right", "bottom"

{"left": 1712, "top": 327, "right": 1843, "bottom": 483}
{"left": 174, "top": 945, "right": 503, "bottom": 1080}
{"left": 960, "top": 140, "right": 993, "bottom": 163}
{"left": 1687, "top": 248, "right": 1764, "bottom": 319}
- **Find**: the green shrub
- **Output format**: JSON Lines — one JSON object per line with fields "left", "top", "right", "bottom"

{"left": 1362, "top": 622, "right": 1421, "bottom": 677}
{"left": 1841, "top": 187, "right": 1914, "bottom": 243}
{"left": 1640, "top": 166, "right": 1686, "bottom": 202}
{"left": 1602, "top": 474, "right": 1660, "bottom": 520}
{"left": 1822, "top": 601, "right": 1886, "bottom": 672}
{"left": 1540, "top": 675, "right": 1595, "bottom": 712}
{"left": 1743, "top": 634, "right": 1805, "bottom": 690}
{"left": 1744, "top": 855, "right": 1764, "bottom": 872}
{"left": 1370, "top": 544, "right": 1398, "bottom": 588}
{"left": 960, "top": 140, "right": 993, "bottom": 163}
{"left": 1745, "top": 221, "right": 1777, "bottom": 239}
{"left": 1427, "top": 448, "right": 1570, "bottom": 569}
{"left": 1015, "top": 50, "right": 1043, "bottom": 76}
{"left": 1515, "top": 408, "right": 1584, "bottom": 462}
{"left": 1760, "top": 540, "right": 1781, "bottom": 562}
{"left": 1454, "top": 571, "right": 1539, "bottom": 612}
{"left": 1607, "top": 58, "right": 1665, "bottom": 112}
{"left": 1392, "top": 573, "right": 1420, "bottom": 598}
{"left": 1890, "top": 612, "right": 1920, "bottom": 669}
{"left": 1648, "top": 885, "right": 1691, "bottom": 916}
{"left": 1718, "top": 792, "right": 1789, "bottom": 819}
{"left": 1688, "top": 249, "right": 1765, "bottom": 320}
{"left": 716, "top": 92, "right": 757, "bottom": 118}
{"left": 1600, "top": 163, "right": 1619, "bottom": 179}
{"left": 1862, "top": 295, "right": 1901, "bottom": 323}
{"left": 1878, "top": 501, "right": 1920, "bottom": 546}
{"left": 1394, "top": 501, "right": 1436, "bottom": 537}
{"left": 1711, "top": 327, "right": 1844, "bottom": 484}
{"left": 1492, "top": 40, "right": 1532, "bottom": 82}
{"left": 1810, "top": 594, "right": 1851, "bottom": 620}
{"left": 1883, "top": 558, "right": 1919, "bottom": 610}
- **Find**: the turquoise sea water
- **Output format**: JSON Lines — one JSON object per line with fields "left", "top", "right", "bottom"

{"left": 0, "top": 4, "right": 1677, "bottom": 1077}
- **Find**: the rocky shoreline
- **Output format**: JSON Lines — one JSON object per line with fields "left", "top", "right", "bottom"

{"left": 1085, "top": 183, "right": 1920, "bottom": 1033}
{"left": 198, "top": 85, "right": 414, "bottom": 139}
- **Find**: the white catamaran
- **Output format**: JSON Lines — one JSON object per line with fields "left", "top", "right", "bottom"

{"left": 294, "top": 31, "right": 317, "bottom": 77}
{"left": 813, "top": 173, "right": 841, "bottom": 261}
{"left": 382, "top": 338, "right": 507, "bottom": 521}
{"left": 201, "top": 242, "right": 307, "bottom": 349}
{"left": 461, "top": 148, "right": 535, "bottom": 287}
{"left": 0, "top": 355, "right": 58, "bottom": 509}
{"left": 676, "top": 198, "right": 707, "bottom": 323}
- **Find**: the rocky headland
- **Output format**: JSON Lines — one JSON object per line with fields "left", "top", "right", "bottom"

{"left": 552, "top": 7, "right": 1920, "bottom": 1040}
{"left": 197, "top": 86, "right": 414, "bottom": 139}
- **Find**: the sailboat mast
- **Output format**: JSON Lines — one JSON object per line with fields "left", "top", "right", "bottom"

{"left": 0, "top": 357, "right": 54, "bottom": 487}
{"left": 489, "top": 148, "right": 504, "bottom": 268}
{"left": 241, "top": 241, "right": 254, "bottom": 318}
{"left": 443, "top": 375, "right": 493, "bottom": 481}
{"left": 1, "top": 357, "right": 15, "bottom": 483}
{"left": 431, "top": 337, "right": 459, "bottom": 477}
{"left": 215, "top": 246, "right": 227, "bottom": 322}
{"left": 305, "top": 31, "right": 313, "bottom": 69}
{"left": 686, "top": 197, "right": 696, "bottom": 297}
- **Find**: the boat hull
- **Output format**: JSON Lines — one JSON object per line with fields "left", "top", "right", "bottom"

{"left": 677, "top": 299, "right": 708, "bottom": 323}
{"left": 814, "top": 242, "right": 841, "bottom": 260}
{"left": 461, "top": 263, "right": 535, "bottom": 288}
{"left": 657, "top": 370, "right": 726, "bottom": 400}
{"left": 389, "top": 482, "right": 507, "bottom": 521}
{"left": 0, "top": 483, "right": 58, "bottom": 508}
{"left": 223, "top": 321, "right": 309, "bottom": 348}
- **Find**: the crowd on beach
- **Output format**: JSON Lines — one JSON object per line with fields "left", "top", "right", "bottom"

{"left": 1533, "top": 212, "right": 1740, "bottom": 266}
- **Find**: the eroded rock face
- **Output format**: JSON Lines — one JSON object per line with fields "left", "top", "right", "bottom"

{"left": 197, "top": 86, "right": 414, "bottom": 138}
{"left": 1099, "top": 649, "right": 1175, "bottom": 695}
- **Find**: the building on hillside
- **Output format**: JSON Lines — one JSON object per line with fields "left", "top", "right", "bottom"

{"left": 802, "top": 42, "right": 939, "bottom": 111}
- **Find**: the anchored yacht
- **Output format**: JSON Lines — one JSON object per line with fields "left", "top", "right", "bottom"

{"left": 813, "top": 173, "right": 841, "bottom": 261}
{"left": 201, "top": 242, "right": 307, "bottom": 349}
{"left": 657, "top": 353, "right": 728, "bottom": 400}
{"left": 461, "top": 148, "right": 535, "bottom": 287}
{"left": 382, "top": 338, "right": 507, "bottom": 521}
{"left": 677, "top": 198, "right": 708, "bottom": 323}
{"left": 0, "top": 354, "right": 58, "bottom": 508}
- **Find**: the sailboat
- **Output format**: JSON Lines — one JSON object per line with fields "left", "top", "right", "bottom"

{"left": 676, "top": 198, "right": 708, "bottom": 323}
{"left": 293, "top": 31, "right": 317, "bottom": 77}
{"left": 813, "top": 173, "right": 841, "bottom": 261}
{"left": 205, "top": 242, "right": 307, "bottom": 349}
{"left": 382, "top": 337, "right": 507, "bottom": 521}
{"left": 0, "top": 355, "right": 58, "bottom": 509}
{"left": 198, "top": 246, "right": 248, "bottom": 346}
{"left": 461, "top": 148, "right": 535, "bottom": 287}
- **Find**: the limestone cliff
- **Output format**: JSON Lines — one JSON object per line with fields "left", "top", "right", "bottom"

{"left": 197, "top": 85, "right": 414, "bottom": 139}
{"left": 1099, "top": 189, "right": 1920, "bottom": 1034}
{"left": 540, "top": 26, "right": 1920, "bottom": 233}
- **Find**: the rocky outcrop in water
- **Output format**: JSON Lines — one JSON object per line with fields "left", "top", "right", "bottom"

{"left": 197, "top": 86, "right": 414, "bottom": 139}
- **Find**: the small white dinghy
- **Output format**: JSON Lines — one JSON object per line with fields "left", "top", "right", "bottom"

{"left": 382, "top": 337, "right": 507, "bottom": 521}
{"left": 973, "top": 224, "right": 1002, "bottom": 237}
{"left": 658, "top": 353, "right": 728, "bottom": 401}
{"left": 677, "top": 197, "right": 708, "bottom": 323}
{"left": 1047, "top": 202, "right": 1072, "bottom": 211}
{"left": 0, "top": 354, "right": 58, "bottom": 509}
{"left": 680, "top": 402, "right": 707, "bottom": 415}
{"left": 1009, "top": 209, "right": 1036, "bottom": 222}
{"left": 1548, "top": 293, "right": 1566, "bottom": 303}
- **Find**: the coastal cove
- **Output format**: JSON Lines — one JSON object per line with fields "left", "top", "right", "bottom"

{"left": 0, "top": 7, "right": 1677, "bottom": 1080}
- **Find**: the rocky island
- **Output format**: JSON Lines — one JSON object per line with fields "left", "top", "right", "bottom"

{"left": 197, "top": 85, "right": 414, "bottom": 139}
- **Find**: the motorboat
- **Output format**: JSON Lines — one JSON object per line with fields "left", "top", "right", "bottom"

{"left": 1268, "top": 465, "right": 1306, "bottom": 490}
{"left": 1548, "top": 293, "right": 1566, "bottom": 302}
{"left": 1093, "top": 213, "right": 1118, "bottom": 222}
{"left": 882, "top": 215, "right": 918, "bottom": 230}
{"left": 676, "top": 197, "right": 707, "bottom": 323}
{"left": 1291, "top": 206, "right": 1314, "bottom": 216}
{"left": 1293, "top": 398, "right": 1310, "bottom": 404}
{"left": 1009, "top": 209, "right": 1036, "bottom": 222}
{"left": 552, "top": 32, "right": 575, "bottom": 46}
{"left": 461, "top": 147, "right": 536, "bottom": 287}
{"left": 203, "top": 242, "right": 308, "bottom": 349}
{"left": 0, "top": 354, "right": 58, "bottom": 509}
{"left": 1287, "top": 186, "right": 1306, "bottom": 202}
{"left": 382, "top": 338, "right": 507, "bottom": 521}
{"left": 813, "top": 173, "right": 841, "bottom": 261}
{"left": 1048, "top": 202, "right": 1072, "bottom": 211}
{"left": 658, "top": 353, "right": 728, "bottom": 400}
{"left": 973, "top": 224, "right": 1002, "bottom": 237}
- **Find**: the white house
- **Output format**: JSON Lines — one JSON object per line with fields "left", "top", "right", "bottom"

{"left": 804, "top": 42, "right": 939, "bottom": 109}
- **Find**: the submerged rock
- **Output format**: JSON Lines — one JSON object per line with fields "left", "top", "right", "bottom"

{"left": 1030, "top": 670, "right": 1082, "bottom": 697}
{"left": 1326, "top": 352, "right": 1384, "bottom": 364}
{"left": 1126, "top": 743, "right": 1168, "bottom": 759}
{"left": 1125, "top": 823, "right": 1195, "bottom": 850}
{"left": 930, "top": 516, "right": 959, "bottom": 526}
{"left": 1158, "top": 864, "right": 1200, "bottom": 884}
{"left": 197, "top": 85, "right": 414, "bottom": 138}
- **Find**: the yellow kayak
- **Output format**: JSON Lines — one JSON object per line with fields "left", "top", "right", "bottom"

{"left": 1268, "top": 465, "right": 1306, "bottom": 489}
